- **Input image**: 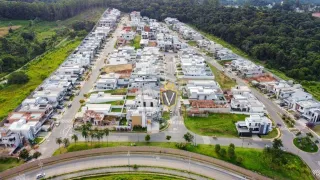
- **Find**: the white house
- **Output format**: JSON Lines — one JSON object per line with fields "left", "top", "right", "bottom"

{"left": 235, "top": 115, "right": 272, "bottom": 136}
{"left": 95, "top": 73, "right": 120, "bottom": 90}
{"left": 0, "top": 128, "right": 21, "bottom": 149}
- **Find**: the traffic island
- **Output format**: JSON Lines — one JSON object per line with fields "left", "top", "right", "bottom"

{"left": 293, "top": 137, "right": 319, "bottom": 153}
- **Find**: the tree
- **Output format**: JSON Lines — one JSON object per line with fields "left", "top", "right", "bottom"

{"left": 215, "top": 144, "right": 221, "bottom": 154}
{"left": 219, "top": 148, "right": 226, "bottom": 157}
{"left": 183, "top": 132, "right": 194, "bottom": 143}
{"left": 63, "top": 138, "right": 70, "bottom": 148}
{"left": 7, "top": 71, "right": 29, "bottom": 85}
{"left": 272, "top": 139, "right": 283, "bottom": 150}
{"left": 306, "top": 122, "right": 315, "bottom": 129}
{"left": 104, "top": 128, "right": 110, "bottom": 146}
{"left": 71, "top": 134, "right": 78, "bottom": 144}
{"left": 19, "top": 149, "right": 29, "bottom": 160}
{"left": 145, "top": 134, "right": 151, "bottom": 142}
{"left": 56, "top": 137, "right": 62, "bottom": 150}
{"left": 89, "top": 131, "right": 95, "bottom": 145}
{"left": 166, "top": 135, "right": 171, "bottom": 141}
{"left": 32, "top": 151, "right": 42, "bottom": 159}
{"left": 81, "top": 129, "right": 88, "bottom": 142}
{"left": 227, "top": 143, "right": 236, "bottom": 159}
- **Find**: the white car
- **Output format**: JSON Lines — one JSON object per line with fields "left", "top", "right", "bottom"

{"left": 36, "top": 173, "right": 45, "bottom": 179}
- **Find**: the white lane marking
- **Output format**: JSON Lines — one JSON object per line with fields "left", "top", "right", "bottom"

{"left": 202, "top": 136, "right": 211, "bottom": 145}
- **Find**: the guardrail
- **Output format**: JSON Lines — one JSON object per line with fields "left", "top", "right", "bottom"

{"left": 0, "top": 146, "right": 271, "bottom": 180}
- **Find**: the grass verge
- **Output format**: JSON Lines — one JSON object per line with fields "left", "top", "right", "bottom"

{"left": 208, "top": 64, "right": 236, "bottom": 89}
{"left": 53, "top": 141, "right": 313, "bottom": 180}
{"left": 260, "top": 128, "right": 279, "bottom": 139}
{"left": 0, "top": 39, "right": 81, "bottom": 120}
{"left": 0, "top": 157, "right": 23, "bottom": 172}
{"left": 73, "top": 173, "right": 185, "bottom": 180}
{"left": 184, "top": 113, "right": 248, "bottom": 137}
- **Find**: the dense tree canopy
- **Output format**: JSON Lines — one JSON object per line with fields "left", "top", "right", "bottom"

{"left": 0, "top": 0, "right": 319, "bottom": 82}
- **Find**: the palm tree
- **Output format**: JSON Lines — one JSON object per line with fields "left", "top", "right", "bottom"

{"left": 71, "top": 134, "right": 78, "bottom": 144}
{"left": 82, "top": 129, "right": 88, "bottom": 142}
{"left": 104, "top": 128, "right": 110, "bottom": 147}
{"left": 96, "top": 132, "right": 103, "bottom": 144}
{"left": 56, "top": 137, "right": 62, "bottom": 153}
{"left": 63, "top": 138, "right": 70, "bottom": 148}
{"left": 89, "top": 131, "right": 95, "bottom": 146}
{"left": 86, "top": 122, "right": 92, "bottom": 131}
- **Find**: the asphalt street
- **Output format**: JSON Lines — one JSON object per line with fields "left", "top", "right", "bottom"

{"left": 38, "top": 16, "right": 130, "bottom": 158}
{"left": 19, "top": 154, "right": 246, "bottom": 180}
{"left": 35, "top": 17, "right": 320, "bottom": 178}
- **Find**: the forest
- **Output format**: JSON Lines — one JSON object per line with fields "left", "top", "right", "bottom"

{"left": 0, "top": 0, "right": 320, "bottom": 82}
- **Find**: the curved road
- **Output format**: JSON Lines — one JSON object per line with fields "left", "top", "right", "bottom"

{"left": 17, "top": 154, "right": 246, "bottom": 180}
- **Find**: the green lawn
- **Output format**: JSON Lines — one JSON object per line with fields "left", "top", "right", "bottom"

{"left": 187, "top": 40, "right": 197, "bottom": 46}
{"left": 208, "top": 64, "right": 236, "bottom": 89}
{"left": 293, "top": 137, "right": 318, "bottom": 153}
{"left": 79, "top": 173, "right": 184, "bottom": 180}
{"left": 131, "top": 35, "right": 141, "bottom": 49}
{"left": 184, "top": 113, "right": 248, "bottom": 137}
{"left": 105, "top": 88, "right": 127, "bottom": 95}
{"left": 126, "top": 96, "right": 136, "bottom": 100}
{"left": 0, "top": 157, "right": 23, "bottom": 172}
{"left": 162, "top": 111, "right": 170, "bottom": 120}
{"left": 53, "top": 142, "right": 313, "bottom": 180}
{"left": 260, "top": 128, "right": 279, "bottom": 139}
{"left": 312, "top": 125, "right": 320, "bottom": 136}
{"left": 0, "top": 39, "right": 81, "bottom": 120}
{"left": 111, "top": 108, "right": 122, "bottom": 112}
{"left": 34, "top": 137, "right": 44, "bottom": 144}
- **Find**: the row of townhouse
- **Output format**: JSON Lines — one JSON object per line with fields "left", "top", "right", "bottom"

{"left": 165, "top": 18, "right": 203, "bottom": 41}
{"left": 163, "top": 17, "right": 273, "bottom": 137}
{"left": 215, "top": 48, "right": 238, "bottom": 61}
{"left": 108, "top": 46, "right": 137, "bottom": 65}
{"left": 178, "top": 48, "right": 213, "bottom": 78}
{"left": 126, "top": 47, "right": 163, "bottom": 133}
{"left": 256, "top": 79, "right": 320, "bottom": 123}
{"left": 230, "top": 86, "right": 273, "bottom": 136}
{"left": 230, "top": 86, "right": 266, "bottom": 115}
{"left": 0, "top": 8, "right": 121, "bottom": 151}
{"left": 231, "top": 59, "right": 264, "bottom": 78}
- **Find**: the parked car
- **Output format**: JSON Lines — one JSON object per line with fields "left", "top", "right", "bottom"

{"left": 55, "top": 121, "right": 60, "bottom": 127}
{"left": 36, "top": 173, "right": 45, "bottom": 179}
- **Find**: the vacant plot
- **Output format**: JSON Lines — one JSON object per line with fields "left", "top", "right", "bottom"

{"left": 103, "top": 64, "right": 133, "bottom": 73}
{"left": 53, "top": 142, "right": 313, "bottom": 180}
{"left": 130, "top": 35, "right": 141, "bottom": 49}
{"left": 184, "top": 113, "right": 248, "bottom": 137}
{"left": 0, "top": 25, "right": 21, "bottom": 37}
{"left": 208, "top": 64, "right": 236, "bottom": 89}
{"left": 187, "top": 40, "right": 197, "bottom": 46}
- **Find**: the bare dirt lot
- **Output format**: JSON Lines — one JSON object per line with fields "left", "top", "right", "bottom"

{"left": 0, "top": 26, "right": 21, "bottom": 37}
{"left": 103, "top": 64, "right": 133, "bottom": 73}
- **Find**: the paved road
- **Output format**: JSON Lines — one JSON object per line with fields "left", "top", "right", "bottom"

{"left": 38, "top": 16, "right": 129, "bottom": 158}
{"left": 20, "top": 154, "right": 247, "bottom": 180}
{"left": 166, "top": 24, "right": 320, "bottom": 173}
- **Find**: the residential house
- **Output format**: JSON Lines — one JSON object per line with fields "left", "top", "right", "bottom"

{"left": 235, "top": 115, "right": 272, "bottom": 136}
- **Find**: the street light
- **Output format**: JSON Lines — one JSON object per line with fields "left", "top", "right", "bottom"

{"left": 127, "top": 151, "right": 130, "bottom": 172}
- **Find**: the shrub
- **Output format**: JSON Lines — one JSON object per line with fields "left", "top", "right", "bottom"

{"left": 175, "top": 142, "right": 187, "bottom": 150}
{"left": 7, "top": 71, "right": 29, "bottom": 85}
{"left": 219, "top": 148, "right": 226, "bottom": 157}
{"left": 133, "top": 164, "right": 138, "bottom": 169}
{"left": 32, "top": 151, "right": 41, "bottom": 159}
{"left": 145, "top": 134, "right": 151, "bottom": 142}
{"left": 215, "top": 144, "right": 221, "bottom": 154}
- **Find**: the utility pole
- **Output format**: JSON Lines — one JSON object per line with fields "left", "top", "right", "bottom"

{"left": 127, "top": 151, "right": 130, "bottom": 172}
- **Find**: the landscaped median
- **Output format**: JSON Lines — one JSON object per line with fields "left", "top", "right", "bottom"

{"left": 49, "top": 142, "right": 312, "bottom": 180}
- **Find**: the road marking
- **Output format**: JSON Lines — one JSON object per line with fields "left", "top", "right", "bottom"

{"left": 312, "top": 170, "right": 320, "bottom": 177}
{"left": 202, "top": 136, "right": 211, "bottom": 144}
{"left": 317, "top": 161, "right": 320, "bottom": 166}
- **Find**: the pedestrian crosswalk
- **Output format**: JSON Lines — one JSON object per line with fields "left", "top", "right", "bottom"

{"left": 312, "top": 169, "right": 320, "bottom": 177}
